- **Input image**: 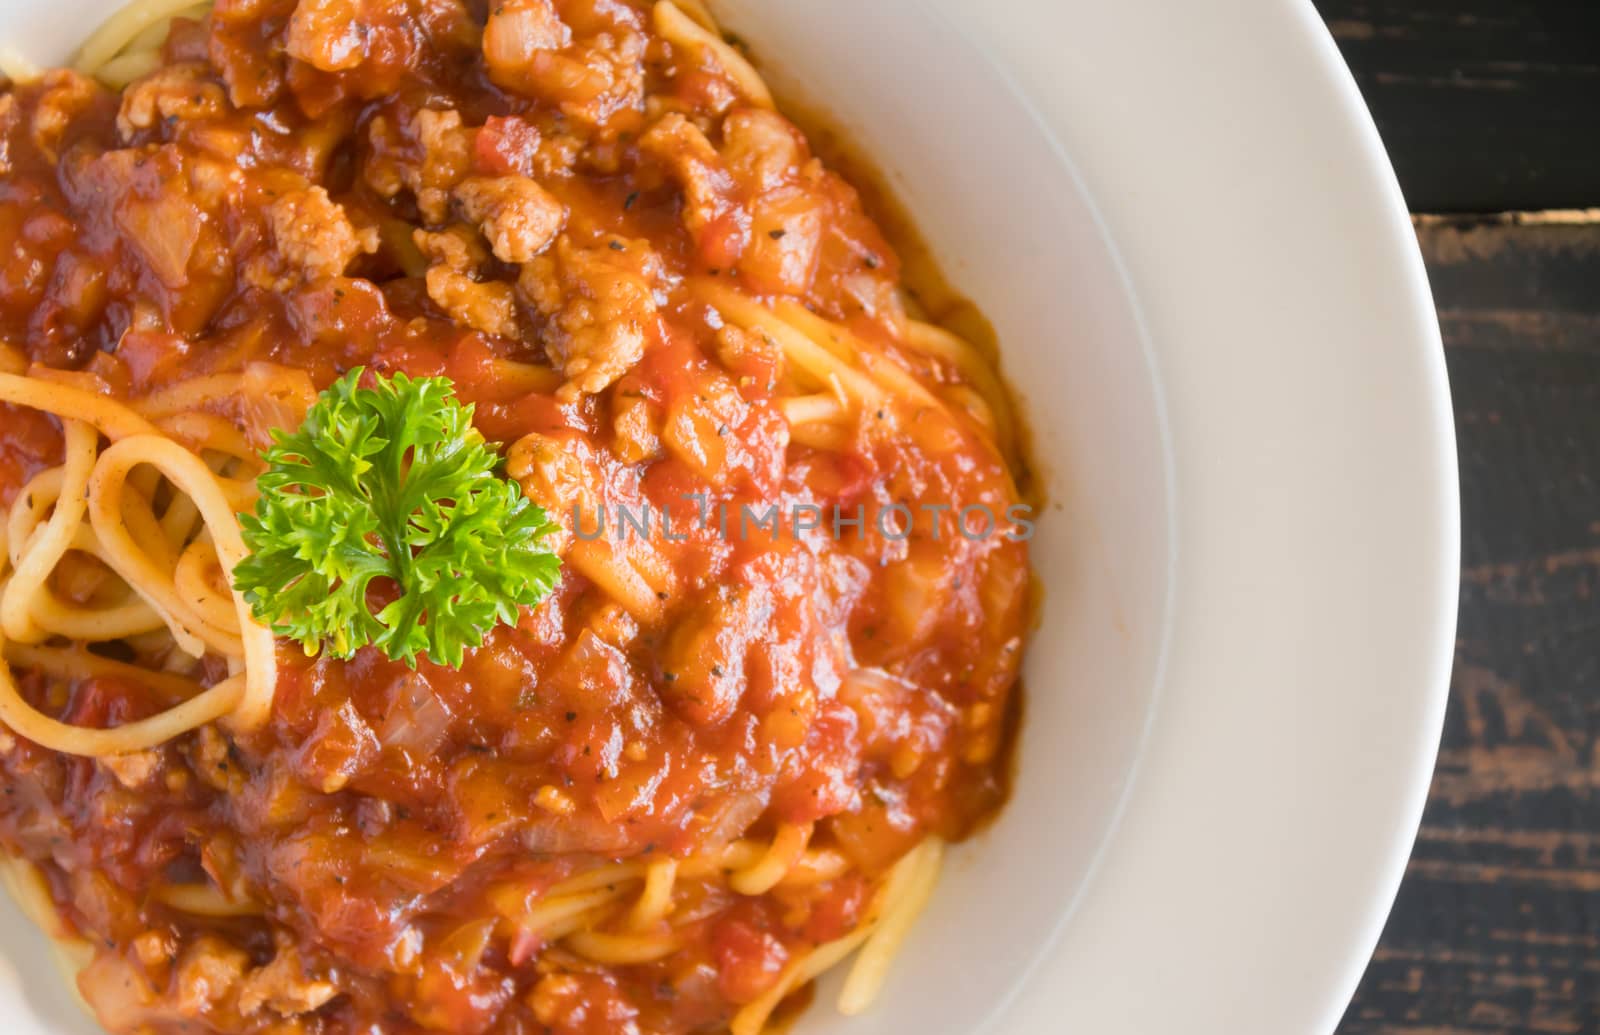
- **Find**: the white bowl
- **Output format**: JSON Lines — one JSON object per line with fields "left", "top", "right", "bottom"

{"left": 0, "top": 2, "right": 1458, "bottom": 1034}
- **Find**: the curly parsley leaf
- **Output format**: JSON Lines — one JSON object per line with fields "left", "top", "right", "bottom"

{"left": 233, "top": 368, "right": 562, "bottom": 668}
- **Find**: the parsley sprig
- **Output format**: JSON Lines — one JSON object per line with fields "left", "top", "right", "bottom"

{"left": 233, "top": 368, "right": 561, "bottom": 668}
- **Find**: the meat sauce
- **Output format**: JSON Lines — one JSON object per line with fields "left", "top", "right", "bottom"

{"left": 0, "top": 2, "right": 1030, "bottom": 1032}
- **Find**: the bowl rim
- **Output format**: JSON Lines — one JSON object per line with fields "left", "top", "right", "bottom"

{"left": 935, "top": 1, "right": 1459, "bottom": 1032}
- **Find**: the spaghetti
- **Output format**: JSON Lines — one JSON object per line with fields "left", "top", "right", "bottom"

{"left": 0, "top": 375, "right": 274, "bottom": 755}
{"left": 0, "top": 1, "right": 1032, "bottom": 1034}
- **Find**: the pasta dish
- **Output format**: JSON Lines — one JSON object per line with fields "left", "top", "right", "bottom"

{"left": 0, "top": 1, "right": 1031, "bottom": 1032}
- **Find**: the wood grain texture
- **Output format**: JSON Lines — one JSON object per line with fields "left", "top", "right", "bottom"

{"left": 1336, "top": 221, "right": 1600, "bottom": 1034}
{"left": 1313, "top": 0, "right": 1600, "bottom": 212}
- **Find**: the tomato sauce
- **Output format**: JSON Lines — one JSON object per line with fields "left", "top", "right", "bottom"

{"left": 0, "top": 2, "right": 1030, "bottom": 1032}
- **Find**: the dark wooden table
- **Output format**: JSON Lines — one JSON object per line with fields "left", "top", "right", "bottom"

{"left": 1314, "top": 3, "right": 1600, "bottom": 1033}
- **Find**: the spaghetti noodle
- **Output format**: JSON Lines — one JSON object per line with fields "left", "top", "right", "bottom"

{"left": 0, "top": 1, "right": 1032, "bottom": 1033}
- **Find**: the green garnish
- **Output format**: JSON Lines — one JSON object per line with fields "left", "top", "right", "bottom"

{"left": 233, "top": 367, "right": 561, "bottom": 668}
